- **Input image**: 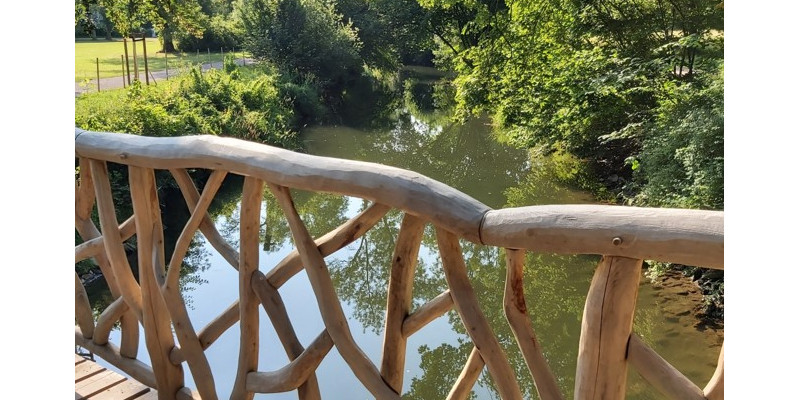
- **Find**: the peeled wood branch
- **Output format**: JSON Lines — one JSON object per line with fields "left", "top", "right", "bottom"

{"left": 703, "top": 343, "right": 724, "bottom": 400}
{"left": 76, "top": 157, "right": 96, "bottom": 220}
{"left": 503, "top": 249, "right": 563, "bottom": 400}
{"left": 436, "top": 228, "right": 522, "bottom": 400}
{"left": 170, "top": 301, "right": 240, "bottom": 365}
{"left": 129, "top": 166, "right": 185, "bottom": 397}
{"left": 90, "top": 159, "right": 143, "bottom": 321}
{"left": 231, "top": 177, "right": 264, "bottom": 400}
{"left": 77, "top": 129, "right": 489, "bottom": 242}
{"left": 446, "top": 346, "right": 485, "bottom": 400}
{"left": 78, "top": 130, "right": 723, "bottom": 270}
{"left": 381, "top": 214, "right": 426, "bottom": 393}
{"left": 269, "top": 183, "right": 400, "bottom": 399}
{"left": 482, "top": 206, "right": 723, "bottom": 269}
{"left": 252, "top": 271, "right": 321, "bottom": 399}
{"left": 574, "top": 256, "right": 642, "bottom": 400}
{"left": 75, "top": 272, "right": 95, "bottom": 339}
{"left": 402, "top": 290, "right": 454, "bottom": 338}
{"left": 80, "top": 162, "right": 139, "bottom": 358}
{"left": 160, "top": 170, "right": 227, "bottom": 399}
{"left": 245, "top": 330, "right": 334, "bottom": 393}
{"left": 264, "top": 202, "right": 391, "bottom": 288}
{"left": 627, "top": 333, "right": 704, "bottom": 400}
{"left": 93, "top": 298, "right": 129, "bottom": 346}
{"left": 170, "top": 168, "right": 241, "bottom": 269}
{"left": 75, "top": 216, "right": 136, "bottom": 263}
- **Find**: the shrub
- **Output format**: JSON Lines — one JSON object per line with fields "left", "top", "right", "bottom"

{"left": 176, "top": 15, "right": 244, "bottom": 52}
{"left": 75, "top": 66, "right": 300, "bottom": 150}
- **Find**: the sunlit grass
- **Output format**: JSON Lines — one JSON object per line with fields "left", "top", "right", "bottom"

{"left": 75, "top": 38, "right": 249, "bottom": 82}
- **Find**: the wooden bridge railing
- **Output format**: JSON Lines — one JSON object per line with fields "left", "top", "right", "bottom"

{"left": 74, "top": 128, "right": 724, "bottom": 400}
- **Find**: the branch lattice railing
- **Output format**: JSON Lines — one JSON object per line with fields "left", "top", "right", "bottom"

{"left": 74, "top": 128, "right": 724, "bottom": 400}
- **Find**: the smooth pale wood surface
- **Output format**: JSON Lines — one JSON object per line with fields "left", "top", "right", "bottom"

{"left": 76, "top": 360, "right": 106, "bottom": 381}
{"left": 76, "top": 272, "right": 95, "bottom": 339}
{"left": 627, "top": 333, "right": 704, "bottom": 400}
{"left": 232, "top": 177, "right": 264, "bottom": 400}
{"left": 446, "top": 346, "right": 485, "bottom": 400}
{"left": 89, "top": 379, "right": 150, "bottom": 400}
{"left": 94, "top": 298, "right": 128, "bottom": 346}
{"left": 129, "top": 166, "right": 185, "bottom": 398}
{"left": 436, "top": 228, "right": 523, "bottom": 400}
{"left": 170, "top": 168, "right": 241, "bottom": 269}
{"left": 169, "top": 300, "right": 240, "bottom": 363}
{"left": 251, "top": 271, "right": 321, "bottom": 400}
{"left": 270, "top": 183, "right": 400, "bottom": 399}
{"left": 574, "top": 256, "right": 642, "bottom": 400}
{"left": 75, "top": 217, "right": 136, "bottom": 263}
{"left": 77, "top": 328, "right": 157, "bottom": 388}
{"left": 90, "top": 159, "right": 143, "bottom": 321}
{"left": 161, "top": 171, "right": 225, "bottom": 399}
{"left": 245, "top": 330, "right": 334, "bottom": 393}
{"left": 503, "top": 249, "right": 563, "bottom": 400}
{"left": 482, "top": 206, "right": 723, "bottom": 269}
{"left": 75, "top": 207, "right": 139, "bottom": 358}
{"left": 703, "top": 343, "right": 724, "bottom": 400}
{"left": 77, "top": 130, "right": 724, "bottom": 268}
{"left": 76, "top": 129, "right": 489, "bottom": 242}
{"left": 76, "top": 329, "right": 199, "bottom": 400}
{"left": 381, "top": 214, "right": 426, "bottom": 393}
{"left": 402, "top": 290, "right": 454, "bottom": 337}
{"left": 75, "top": 371, "right": 127, "bottom": 399}
{"left": 76, "top": 157, "right": 96, "bottom": 220}
{"left": 264, "top": 202, "right": 391, "bottom": 288}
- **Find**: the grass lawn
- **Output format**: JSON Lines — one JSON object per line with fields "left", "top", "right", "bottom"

{"left": 75, "top": 38, "right": 248, "bottom": 82}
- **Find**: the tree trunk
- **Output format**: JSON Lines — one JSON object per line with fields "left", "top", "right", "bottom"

{"left": 161, "top": 26, "right": 177, "bottom": 53}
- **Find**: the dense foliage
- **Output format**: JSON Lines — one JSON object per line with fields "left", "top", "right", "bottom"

{"left": 75, "top": 61, "right": 300, "bottom": 148}
{"left": 418, "top": 0, "right": 724, "bottom": 211}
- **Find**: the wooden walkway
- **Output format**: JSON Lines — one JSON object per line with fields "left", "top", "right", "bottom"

{"left": 75, "top": 354, "right": 157, "bottom": 400}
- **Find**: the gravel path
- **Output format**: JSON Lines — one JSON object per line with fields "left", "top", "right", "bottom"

{"left": 75, "top": 58, "right": 254, "bottom": 97}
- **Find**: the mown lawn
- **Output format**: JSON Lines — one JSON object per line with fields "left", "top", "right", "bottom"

{"left": 75, "top": 38, "right": 246, "bottom": 82}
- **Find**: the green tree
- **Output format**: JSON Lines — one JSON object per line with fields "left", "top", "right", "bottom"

{"left": 98, "top": 0, "right": 205, "bottom": 51}
{"left": 240, "top": 0, "right": 362, "bottom": 94}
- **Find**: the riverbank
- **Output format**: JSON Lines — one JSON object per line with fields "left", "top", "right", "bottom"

{"left": 646, "top": 267, "right": 724, "bottom": 331}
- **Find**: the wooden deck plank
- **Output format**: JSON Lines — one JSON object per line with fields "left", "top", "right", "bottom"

{"left": 76, "top": 370, "right": 121, "bottom": 390}
{"left": 88, "top": 380, "right": 151, "bottom": 400}
{"left": 76, "top": 371, "right": 127, "bottom": 399}
{"left": 76, "top": 361, "right": 106, "bottom": 382}
{"left": 76, "top": 354, "right": 87, "bottom": 365}
{"left": 134, "top": 390, "right": 160, "bottom": 399}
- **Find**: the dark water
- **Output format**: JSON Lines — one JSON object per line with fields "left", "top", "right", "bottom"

{"left": 85, "top": 76, "right": 723, "bottom": 399}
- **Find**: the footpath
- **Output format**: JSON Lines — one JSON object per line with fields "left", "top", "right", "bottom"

{"left": 75, "top": 58, "right": 253, "bottom": 97}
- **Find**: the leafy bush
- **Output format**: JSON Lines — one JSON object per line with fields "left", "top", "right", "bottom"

{"left": 240, "top": 0, "right": 362, "bottom": 95}
{"left": 632, "top": 63, "right": 724, "bottom": 210}
{"left": 176, "top": 15, "right": 244, "bottom": 52}
{"left": 75, "top": 65, "right": 300, "bottom": 149}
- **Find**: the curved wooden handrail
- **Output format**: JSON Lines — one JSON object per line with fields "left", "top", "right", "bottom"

{"left": 75, "top": 128, "right": 723, "bottom": 267}
{"left": 75, "top": 128, "right": 489, "bottom": 243}
{"left": 74, "top": 128, "right": 724, "bottom": 400}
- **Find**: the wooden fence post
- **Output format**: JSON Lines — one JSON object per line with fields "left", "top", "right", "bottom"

{"left": 121, "top": 55, "right": 126, "bottom": 88}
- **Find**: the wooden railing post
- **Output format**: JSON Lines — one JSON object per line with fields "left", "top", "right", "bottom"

{"left": 231, "top": 176, "right": 265, "bottom": 400}
{"left": 129, "top": 166, "right": 185, "bottom": 399}
{"left": 381, "top": 214, "right": 426, "bottom": 392}
{"left": 574, "top": 256, "right": 642, "bottom": 400}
